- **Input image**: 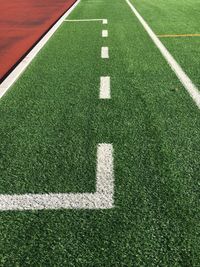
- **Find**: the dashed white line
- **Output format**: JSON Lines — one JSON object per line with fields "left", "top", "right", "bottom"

{"left": 0, "top": 144, "right": 114, "bottom": 211}
{"left": 126, "top": 0, "right": 200, "bottom": 109}
{"left": 101, "top": 47, "right": 109, "bottom": 59}
{"left": 103, "top": 19, "right": 108, "bottom": 24}
{"left": 100, "top": 76, "right": 110, "bottom": 99}
{"left": 102, "top": 30, "right": 108, "bottom": 37}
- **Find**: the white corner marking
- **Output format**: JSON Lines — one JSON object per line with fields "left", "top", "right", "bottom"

{"left": 0, "top": 144, "right": 114, "bottom": 211}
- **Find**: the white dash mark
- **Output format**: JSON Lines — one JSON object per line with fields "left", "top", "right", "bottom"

{"left": 101, "top": 47, "right": 109, "bottom": 59}
{"left": 102, "top": 30, "right": 108, "bottom": 37}
{"left": 103, "top": 19, "right": 108, "bottom": 24}
{"left": 100, "top": 77, "right": 110, "bottom": 99}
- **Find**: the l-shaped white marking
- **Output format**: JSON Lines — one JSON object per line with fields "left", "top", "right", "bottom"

{"left": 0, "top": 144, "right": 114, "bottom": 211}
{"left": 65, "top": 18, "right": 108, "bottom": 24}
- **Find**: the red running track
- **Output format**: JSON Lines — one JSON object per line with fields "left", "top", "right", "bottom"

{"left": 0, "top": 0, "right": 77, "bottom": 82}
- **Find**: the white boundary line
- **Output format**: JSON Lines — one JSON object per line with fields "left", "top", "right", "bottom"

{"left": 0, "top": 0, "right": 81, "bottom": 99}
{"left": 0, "top": 144, "right": 114, "bottom": 211}
{"left": 100, "top": 77, "right": 110, "bottom": 99}
{"left": 126, "top": 0, "right": 200, "bottom": 109}
{"left": 65, "top": 18, "right": 108, "bottom": 24}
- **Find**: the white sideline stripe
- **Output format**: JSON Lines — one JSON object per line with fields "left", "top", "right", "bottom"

{"left": 126, "top": 0, "right": 200, "bottom": 109}
{"left": 0, "top": 0, "right": 81, "bottom": 99}
{"left": 101, "top": 47, "right": 109, "bottom": 59}
{"left": 102, "top": 30, "right": 108, "bottom": 37}
{"left": 0, "top": 144, "right": 114, "bottom": 211}
{"left": 100, "top": 77, "right": 110, "bottom": 99}
{"left": 65, "top": 18, "right": 107, "bottom": 25}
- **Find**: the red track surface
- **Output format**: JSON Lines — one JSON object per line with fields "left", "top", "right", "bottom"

{"left": 0, "top": 0, "right": 77, "bottom": 82}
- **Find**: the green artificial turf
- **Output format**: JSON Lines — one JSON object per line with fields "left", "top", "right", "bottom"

{"left": 132, "top": 0, "right": 200, "bottom": 34}
{"left": 132, "top": 0, "right": 200, "bottom": 89}
{"left": 0, "top": 0, "right": 200, "bottom": 265}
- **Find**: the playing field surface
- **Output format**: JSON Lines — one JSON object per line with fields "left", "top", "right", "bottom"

{"left": 0, "top": 0, "right": 200, "bottom": 265}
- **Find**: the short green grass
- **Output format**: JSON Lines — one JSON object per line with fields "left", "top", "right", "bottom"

{"left": 0, "top": 0, "right": 200, "bottom": 266}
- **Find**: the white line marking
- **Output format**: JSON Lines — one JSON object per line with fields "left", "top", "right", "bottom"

{"left": 101, "top": 47, "right": 109, "bottom": 59}
{"left": 102, "top": 30, "right": 108, "bottom": 37}
{"left": 0, "top": 0, "right": 81, "bottom": 99}
{"left": 100, "top": 77, "right": 110, "bottom": 99}
{"left": 0, "top": 144, "right": 114, "bottom": 211}
{"left": 85, "top": 0, "right": 105, "bottom": 2}
{"left": 103, "top": 19, "right": 108, "bottom": 24}
{"left": 96, "top": 144, "right": 114, "bottom": 196}
{"left": 65, "top": 18, "right": 107, "bottom": 24}
{"left": 126, "top": 0, "right": 200, "bottom": 109}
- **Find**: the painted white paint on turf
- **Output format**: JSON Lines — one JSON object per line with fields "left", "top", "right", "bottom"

{"left": 126, "top": 0, "right": 200, "bottom": 109}
{"left": 85, "top": 0, "right": 106, "bottom": 2}
{"left": 102, "top": 30, "right": 108, "bottom": 37}
{"left": 0, "top": 144, "right": 114, "bottom": 211}
{"left": 100, "top": 77, "right": 110, "bottom": 99}
{"left": 101, "top": 47, "right": 109, "bottom": 59}
{"left": 96, "top": 144, "right": 114, "bottom": 196}
{"left": 103, "top": 19, "right": 108, "bottom": 24}
{"left": 0, "top": 0, "right": 81, "bottom": 99}
{"left": 65, "top": 19, "right": 107, "bottom": 24}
